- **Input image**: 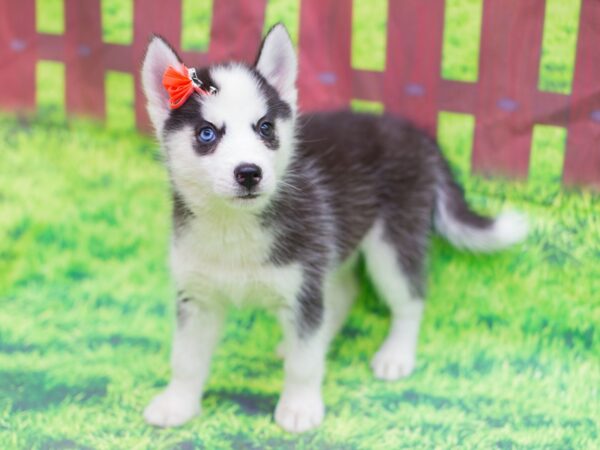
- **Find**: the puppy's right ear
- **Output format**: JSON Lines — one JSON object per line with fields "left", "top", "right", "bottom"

{"left": 141, "top": 36, "right": 181, "bottom": 134}
{"left": 255, "top": 24, "right": 297, "bottom": 108}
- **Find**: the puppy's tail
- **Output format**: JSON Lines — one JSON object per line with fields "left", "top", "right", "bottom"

{"left": 433, "top": 159, "right": 528, "bottom": 252}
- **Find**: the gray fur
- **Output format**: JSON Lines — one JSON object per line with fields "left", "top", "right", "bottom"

{"left": 261, "top": 111, "right": 474, "bottom": 328}
{"left": 165, "top": 85, "right": 497, "bottom": 334}
{"left": 141, "top": 25, "right": 527, "bottom": 432}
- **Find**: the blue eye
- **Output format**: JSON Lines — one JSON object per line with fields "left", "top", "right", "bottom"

{"left": 198, "top": 127, "right": 216, "bottom": 143}
{"left": 258, "top": 121, "right": 274, "bottom": 138}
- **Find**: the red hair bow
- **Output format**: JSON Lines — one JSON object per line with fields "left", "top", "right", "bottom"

{"left": 162, "top": 63, "right": 214, "bottom": 109}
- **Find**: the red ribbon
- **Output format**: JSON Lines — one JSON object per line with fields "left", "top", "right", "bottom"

{"left": 162, "top": 63, "right": 208, "bottom": 109}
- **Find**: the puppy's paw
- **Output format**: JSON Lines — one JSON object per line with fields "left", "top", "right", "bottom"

{"left": 371, "top": 347, "right": 415, "bottom": 381}
{"left": 274, "top": 392, "right": 324, "bottom": 433}
{"left": 143, "top": 387, "right": 200, "bottom": 427}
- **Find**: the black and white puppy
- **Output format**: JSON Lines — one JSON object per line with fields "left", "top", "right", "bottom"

{"left": 141, "top": 24, "right": 528, "bottom": 433}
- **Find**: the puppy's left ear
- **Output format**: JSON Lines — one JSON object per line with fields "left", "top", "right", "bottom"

{"left": 255, "top": 24, "right": 297, "bottom": 107}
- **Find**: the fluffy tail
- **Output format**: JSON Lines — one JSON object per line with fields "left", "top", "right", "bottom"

{"left": 434, "top": 162, "right": 528, "bottom": 252}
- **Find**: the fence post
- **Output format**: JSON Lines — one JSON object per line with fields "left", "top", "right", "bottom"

{"left": 471, "top": 0, "right": 546, "bottom": 179}
{"left": 64, "top": 0, "right": 105, "bottom": 119}
{"left": 132, "top": 0, "right": 183, "bottom": 132}
{"left": 208, "top": 0, "right": 267, "bottom": 63}
{"left": 0, "top": 0, "right": 37, "bottom": 112}
{"left": 297, "top": 0, "right": 353, "bottom": 111}
{"left": 383, "top": 0, "right": 445, "bottom": 136}
{"left": 563, "top": 0, "right": 600, "bottom": 189}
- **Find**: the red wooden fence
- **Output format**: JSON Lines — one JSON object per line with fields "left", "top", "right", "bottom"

{"left": 1, "top": 0, "right": 599, "bottom": 189}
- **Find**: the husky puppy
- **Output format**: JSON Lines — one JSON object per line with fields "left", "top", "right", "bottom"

{"left": 141, "top": 24, "right": 527, "bottom": 433}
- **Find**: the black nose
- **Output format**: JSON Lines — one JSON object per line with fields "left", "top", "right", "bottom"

{"left": 234, "top": 164, "right": 262, "bottom": 189}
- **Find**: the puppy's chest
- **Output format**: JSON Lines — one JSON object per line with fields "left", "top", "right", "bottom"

{"left": 171, "top": 217, "right": 301, "bottom": 307}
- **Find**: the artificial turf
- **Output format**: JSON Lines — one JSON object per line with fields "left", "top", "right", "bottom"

{"left": 1, "top": 111, "right": 598, "bottom": 449}
{"left": 1, "top": 0, "right": 598, "bottom": 449}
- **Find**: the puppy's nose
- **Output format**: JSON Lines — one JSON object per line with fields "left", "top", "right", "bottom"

{"left": 234, "top": 163, "right": 262, "bottom": 189}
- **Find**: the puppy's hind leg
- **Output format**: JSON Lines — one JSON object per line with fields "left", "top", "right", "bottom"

{"left": 323, "top": 260, "right": 359, "bottom": 344}
{"left": 362, "top": 222, "right": 426, "bottom": 381}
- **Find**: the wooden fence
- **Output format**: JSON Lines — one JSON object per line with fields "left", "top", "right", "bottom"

{"left": 1, "top": 0, "right": 599, "bottom": 188}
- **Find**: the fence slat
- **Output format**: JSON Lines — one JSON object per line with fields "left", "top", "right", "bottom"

{"left": 208, "top": 0, "right": 267, "bottom": 63}
{"left": 383, "top": 0, "right": 445, "bottom": 136}
{"left": 0, "top": 0, "right": 599, "bottom": 189}
{"left": 297, "top": 0, "right": 353, "bottom": 111}
{"left": 563, "top": 0, "right": 600, "bottom": 188}
{"left": 132, "top": 0, "right": 183, "bottom": 131}
{"left": 64, "top": 0, "right": 105, "bottom": 118}
{"left": 0, "top": 0, "right": 37, "bottom": 111}
{"left": 472, "top": 0, "right": 546, "bottom": 179}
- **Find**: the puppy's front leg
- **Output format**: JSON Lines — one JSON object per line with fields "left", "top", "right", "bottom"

{"left": 144, "top": 298, "right": 225, "bottom": 427}
{"left": 275, "top": 287, "right": 328, "bottom": 433}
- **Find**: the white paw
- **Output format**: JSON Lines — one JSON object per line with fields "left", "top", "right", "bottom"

{"left": 143, "top": 386, "right": 200, "bottom": 427}
{"left": 371, "top": 347, "right": 416, "bottom": 381}
{"left": 274, "top": 392, "right": 324, "bottom": 433}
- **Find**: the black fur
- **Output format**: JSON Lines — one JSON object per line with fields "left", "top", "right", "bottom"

{"left": 163, "top": 64, "right": 290, "bottom": 141}
{"left": 437, "top": 157, "right": 494, "bottom": 229}
{"left": 165, "top": 63, "right": 293, "bottom": 233}
{"left": 163, "top": 94, "right": 225, "bottom": 157}
{"left": 161, "top": 64, "right": 494, "bottom": 335}
{"left": 248, "top": 66, "right": 292, "bottom": 121}
{"left": 172, "top": 191, "right": 194, "bottom": 233}
{"left": 176, "top": 291, "right": 191, "bottom": 326}
{"left": 262, "top": 111, "right": 493, "bottom": 331}
{"left": 296, "top": 270, "right": 324, "bottom": 333}
{"left": 140, "top": 30, "right": 521, "bottom": 430}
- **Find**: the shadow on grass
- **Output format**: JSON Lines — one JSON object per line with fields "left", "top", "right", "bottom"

{"left": 0, "top": 369, "right": 108, "bottom": 411}
{"left": 204, "top": 389, "right": 278, "bottom": 416}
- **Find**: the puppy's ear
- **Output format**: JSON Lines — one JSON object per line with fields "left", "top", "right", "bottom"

{"left": 141, "top": 35, "right": 181, "bottom": 134}
{"left": 255, "top": 24, "right": 297, "bottom": 108}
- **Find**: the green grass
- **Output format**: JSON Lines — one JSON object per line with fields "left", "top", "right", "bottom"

{"left": 36, "top": 60, "right": 65, "bottom": 122}
{"left": 101, "top": 0, "right": 133, "bottom": 45}
{"left": 2, "top": 0, "right": 599, "bottom": 449}
{"left": 352, "top": 0, "right": 388, "bottom": 71}
{"left": 181, "top": 0, "right": 213, "bottom": 51}
{"left": 263, "top": 0, "right": 301, "bottom": 47}
{"left": 105, "top": 71, "right": 136, "bottom": 131}
{"left": 36, "top": 0, "right": 64, "bottom": 35}
{"left": 0, "top": 113, "right": 598, "bottom": 449}
{"left": 441, "top": 0, "right": 483, "bottom": 82}
{"left": 539, "top": 0, "right": 582, "bottom": 94}
{"left": 528, "top": 125, "right": 567, "bottom": 194}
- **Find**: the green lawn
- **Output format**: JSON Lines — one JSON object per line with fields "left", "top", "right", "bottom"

{"left": 1, "top": 0, "right": 599, "bottom": 449}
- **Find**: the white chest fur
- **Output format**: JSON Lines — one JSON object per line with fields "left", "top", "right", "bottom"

{"left": 170, "top": 211, "right": 302, "bottom": 309}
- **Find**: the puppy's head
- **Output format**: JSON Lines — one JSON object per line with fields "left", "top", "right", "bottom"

{"left": 141, "top": 24, "right": 297, "bottom": 212}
